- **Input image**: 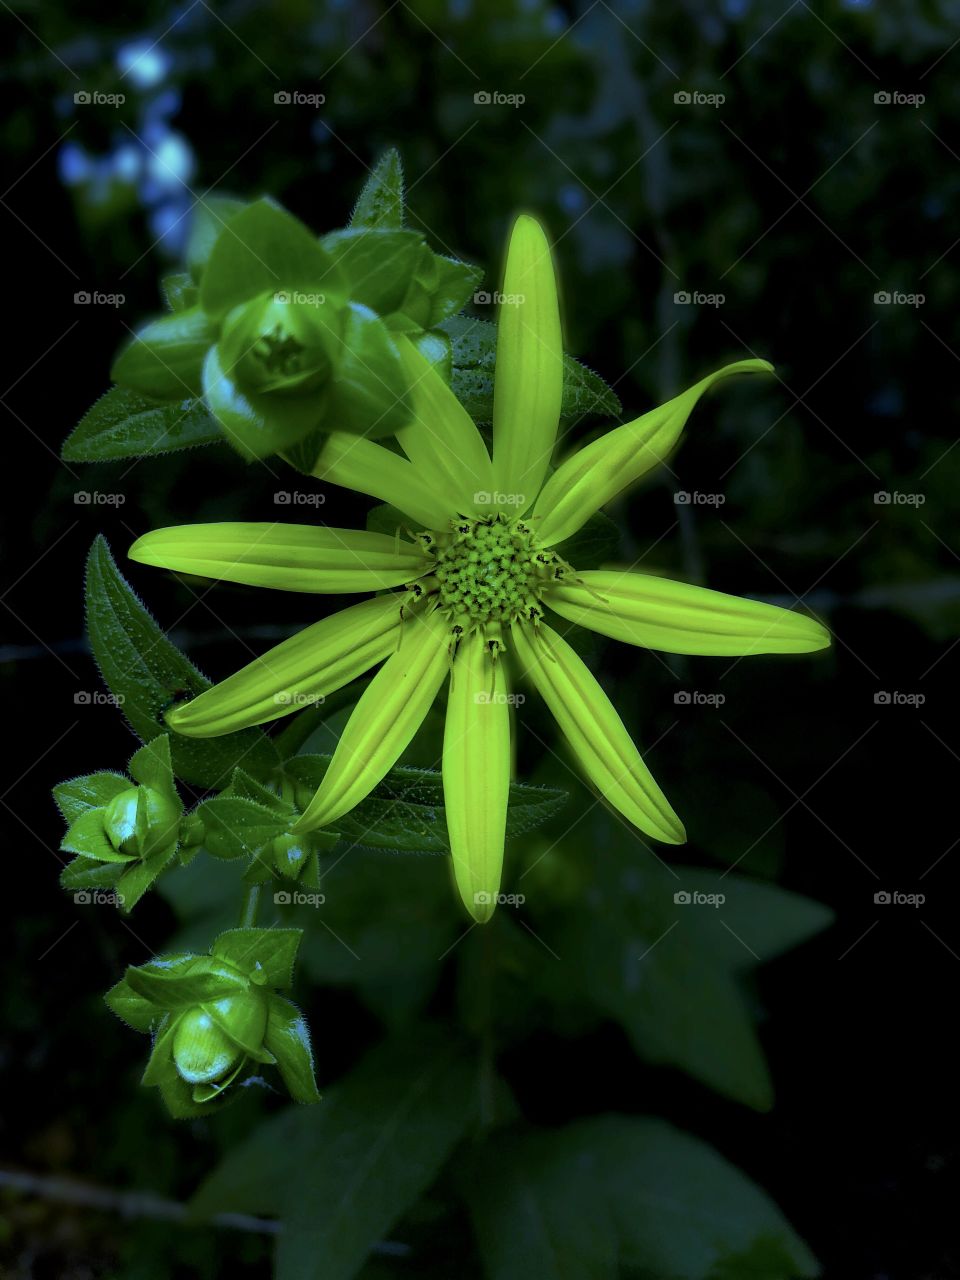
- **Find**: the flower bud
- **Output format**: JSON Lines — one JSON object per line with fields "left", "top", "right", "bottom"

{"left": 103, "top": 785, "right": 180, "bottom": 858}
{"left": 220, "top": 294, "right": 338, "bottom": 397}
{"left": 172, "top": 1007, "right": 243, "bottom": 1084}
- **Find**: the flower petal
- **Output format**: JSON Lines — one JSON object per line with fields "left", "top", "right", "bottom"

{"left": 293, "top": 608, "right": 451, "bottom": 832}
{"left": 167, "top": 595, "right": 402, "bottom": 737}
{"left": 314, "top": 430, "right": 454, "bottom": 530}
{"left": 533, "top": 359, "right": 774, "bottom": 547}
{"left": 129, "top": 523, "right": 428, "bottom": 594}
{"left": 546, "top": 571, "right": 831, "bottom": 656}
{"left": 511, "top": 621, "right": 685, "bottom": 844}
{"left": 491, "top": 215, "right": 563, "bottom": 514}
{"left": 443, "top": 630, "right": 511, "bottom": 922}
{"left": 394, "top": 337, "right": 494, "bottom": 513}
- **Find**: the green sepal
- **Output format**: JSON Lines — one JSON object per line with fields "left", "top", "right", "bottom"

{"left": 426, "top": 255, "right": 483, "bottom": 326}
{"left": 124, "top": 954, "right": 250, "bottom": 1008}
{"left": 191, "top": 1056, "right": 249, "bottom": 1104}
{"left": 111, "top": 305, "right": 214, "bottom": 399}
{"left": 186, "top": 196, "right": 249, "bottom": 282}
{"left": 104, "top": 977, "right": 161, "bottom": 1033}
{"left": 350, "top": 148, "right": 404, "bottom": 230}
{"left": 324, "top": 303, "right": 409, "bottom": 439}
{"left": 161, "top": 272, "right": 197, "bottom": 312}
{"left": 321, "top": 227, "right": 426, "bottom": 316}
{"left": 116, "top": 842, "right": 180, "bottom": 912}
{"left": 211, "top": 927, "right": 304, "bottom": 989}
{"left": 199, "top": 198, "right": 347, "bottom": 320}
{"left": 53, "top": 771, "right": 129, "bottom": 824}
{"left": 193, "top": 794, "right": 290, "bottom": 861}
{"left": 60, "top": 857, "right": 124, "bottom": 892}
{"left": 62, "top": 387, "right": 221, "bottom": 462}
{"left": 227, "top": 769, "right": 290, "bottom": 812}
{"left": 159, "top": 1071, "right": 233, "bottom": 1118}
{"left": 61, "top": 807, "right": 136, "bottom": 863}
{"left": 141, "top": 1012, "right": 182, "bottom": 1086}
{"left": 128, "top": 734, "right": 178, "bottom": 798}
{"left": 263, "top": 993, "right": 321, "bottom": 1104}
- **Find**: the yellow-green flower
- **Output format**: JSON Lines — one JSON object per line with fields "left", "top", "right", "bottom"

{"left": 129, "top": 215, "right": 829, "bottom": 923}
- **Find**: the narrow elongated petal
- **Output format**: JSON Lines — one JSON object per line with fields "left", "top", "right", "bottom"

{"left": 314, "top": 430, "right": 454, "bottom": 530}
{"left": 533, "top": 359, "right": 773, "bottom": 547}
{"left": 546, "top": 571, "right": 831, "bottom": 656}
{"left": 511, "top": 622, "right": 685, "bottom": 844}
{"left": 443, "top": 630, "right": 511, "bottom": 922}
{"left": 293, "top": 608, "right": 450, "bottom": 832}
{"left": 491, "top": 215, "right": 563, "bottom": 514}
{"left": 394, "top": 337, "right": 494, "bottom": 513}
{"left": 130, "top": 523, "right": 428, "bottom": 594}
{"left": 167, "top": 595, "right": 402, "bottom": 737}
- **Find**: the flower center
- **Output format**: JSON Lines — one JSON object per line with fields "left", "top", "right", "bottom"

{"left": 415, "top": 515, "right": 573, "bottom": 630}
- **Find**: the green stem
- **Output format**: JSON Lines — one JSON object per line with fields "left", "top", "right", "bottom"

{"left": 239, "top": 884, "right": 261, "bottom": 929}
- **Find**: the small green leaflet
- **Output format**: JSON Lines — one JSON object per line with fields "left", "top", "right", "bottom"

{"left": 350, "top": 148, "right": 405, "bottom": 230}
{"left": 85, "top": 536, "right": 279, "bottom": 789}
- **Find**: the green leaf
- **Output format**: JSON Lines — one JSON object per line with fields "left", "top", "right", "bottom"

{"left": 53, "top": 771, "right": 129, "bottom": 823}
{"left": 186, "top": 196, "right": 249, "bottom": 282}
{"left": 350, "top": 149, "right": 404, "bottom": 230}
{"left": 460, "top": 1118, "right": 818, "bottom": 1280}
{"left": 286, "top": 756, "right": 566, "bottom": 854}
{"left": 111, "top": 305, "right": 215, "bottom": 398}
{"left": 85, "top": 536, "right": 279, "bottom": 789}
{"left": 193, "top": 1028, "right": 475, "bottom": 1274}
{"left": 61, "top": 807, "right": 135, "bottom": 863}
{"left": 443, "top": 316, "right": 621, "bottom": 423}
{"left": 62, "top": 387, "right": 221, "bottom": 462}
{"left": 124, "top": 954, "right": 251, "bottom": 1008}
{"left": 551, "top": 511, "right": 621, "bottom": 572}
{"left": 116, "top": 844, "right": 180, "bottom": 912}
{"left": 427, "top": 255, "right": 483, "bottom": 326}
{"left": 527, "top": 814, "right": 831, "bottom": 1109}
{"left": 199, "top": 198, "right": 346, "bottom": 320}
{"left": 264, "top": 994, "right": 321, "bottom": 1103}
{"left": 60, "top": 857, "right": 123, "bottom": 892}
{"left": 212, "top": 927, "right": 303, "bottom": 988}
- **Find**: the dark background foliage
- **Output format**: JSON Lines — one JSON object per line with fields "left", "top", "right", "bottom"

{"left": 2, "top": 1, "right": 958, "bottom": 1276}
